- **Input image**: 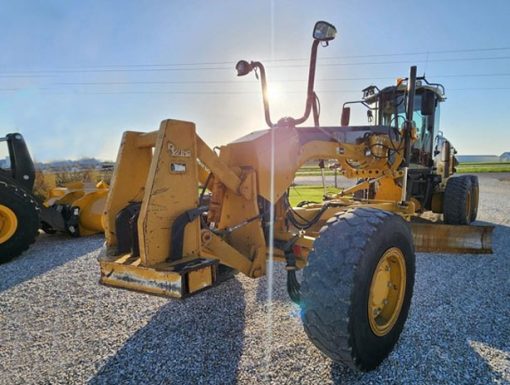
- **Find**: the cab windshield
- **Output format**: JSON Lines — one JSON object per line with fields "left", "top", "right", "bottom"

{"left": 377, "top": 91, "right": 432, "bottom": 152}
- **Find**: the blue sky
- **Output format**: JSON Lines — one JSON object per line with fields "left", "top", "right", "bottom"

{"left": 0, "top": 0, "right": 509, "bottom": 161}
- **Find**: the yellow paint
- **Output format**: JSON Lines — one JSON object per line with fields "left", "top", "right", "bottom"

{"left": 99, "top": 258, "right": 184, "bottom": 297}
{"left": 43, "top": 181, "right": 108, "bottom": 235}
{"left": 188, "top": 266, "right": 214, "bottom": 293}
{"left": 368, "top": 247, "right": 406, "bottom": 337}
{"left": 104, "top": 131, "right": 153, "bottom": 250}
{"left": 374, "top": 177, "right": 402, "bottom": 201}
{"left": 0, "top": 204, "right": 18, "bottom": 244}
{"left": 101, "top": 117, "right": 491, "bottom": 299}
{"left": 137, "top": 120, "right": 201, "bottom": 265}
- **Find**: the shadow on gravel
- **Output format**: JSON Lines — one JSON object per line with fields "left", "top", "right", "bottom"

{"left": 0, "top": 234, "right": 103, "bottom": 293}
{"left": 255, "top": 263, "right": 296, "bottom": 304}
{"left": 89, "top": 277, "right": 246, "bottom": 385}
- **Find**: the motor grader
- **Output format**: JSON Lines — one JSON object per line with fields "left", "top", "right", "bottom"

{"left": 99, "top": 21, "right": 492, "bottom": 371}
{"left": 0, "top": 133, "right": 107, "bottom": 263}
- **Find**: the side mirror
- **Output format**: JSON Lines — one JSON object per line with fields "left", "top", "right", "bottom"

{"left": 236, "top": 60, "right": 253, "bottom": 77}
{"left": 313, "top": 21, "right": 337, "bottom": 42}
{"left": 341, "top": 106, "right": 350, "bottom": 126}
{"left": 421, "top": 92, "right": 436, "bottom": 115}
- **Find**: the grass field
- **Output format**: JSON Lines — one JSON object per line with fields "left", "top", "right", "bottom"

{"left": 296, "top": 162, "right": 510, "bottom": 177}
{"left": 288, "top": 185, "right": 339, "bottom": 206}
{"left": 456, "top": 162, "right": 510, "bottom": 173}
{"left": 290, "top": 162, "right": 510, "bottom": 206}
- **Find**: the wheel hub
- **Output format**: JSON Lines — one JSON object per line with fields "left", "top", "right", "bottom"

{"left": 0, "top": 204, "right": 18, "bottom": 244}
{"left": 368, "top": 247, "right": 406, "bottom": 336}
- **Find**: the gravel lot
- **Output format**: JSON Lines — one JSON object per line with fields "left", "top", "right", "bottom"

{"left": 1, "top": 173, "right": 509, "bottom": 385}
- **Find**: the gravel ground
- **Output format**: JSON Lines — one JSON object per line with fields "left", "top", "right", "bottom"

{"left": 0, "top": 173, "right": 509, "bottom": 385}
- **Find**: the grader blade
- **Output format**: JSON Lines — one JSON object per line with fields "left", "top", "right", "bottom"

{"left": 410, "top": 223, "right": 494, "bottom": 254}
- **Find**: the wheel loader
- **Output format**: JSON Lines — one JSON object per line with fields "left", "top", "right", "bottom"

{"left": 99, "top": 21, "right": 493, "bottom": 371}
{"left": 0, "top": 133, "right": 107, "bottom": 263}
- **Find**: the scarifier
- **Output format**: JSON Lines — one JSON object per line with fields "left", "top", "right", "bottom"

{"left": 99, "top": 21, "right": 493, "bottom": 370}
{"left": 0, "top": 133, "right": 107, "bottom": 262}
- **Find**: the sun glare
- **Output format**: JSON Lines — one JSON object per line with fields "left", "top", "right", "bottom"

{"left": 267, "top": 83, "right": 283, "bottom": 104}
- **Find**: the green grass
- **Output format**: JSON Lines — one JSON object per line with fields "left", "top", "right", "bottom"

{"left": 288, "top": 185, "right": 339, "bottom": 206}
{"left": 456, "top": 162, "right": 510, "bottom": 173}
{"left": 296, "top": 162, "right": 510, "bottom": 176}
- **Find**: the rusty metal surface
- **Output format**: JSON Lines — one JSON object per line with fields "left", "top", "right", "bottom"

{"left": 99, "top": 259, "right": 184, "bottom": 297}
{"left": 411, "top": 222, "right": 494, "bottom": 254}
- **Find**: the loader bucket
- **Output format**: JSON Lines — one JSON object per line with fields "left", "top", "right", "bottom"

{"left": 71, "top": 181, "right": 109, "bottom": 235}
{"left": 410, "top": 222, "right": 494, "bottom": 254}
{"left": 42, "top": 181, "right": 108, "bottom": 235}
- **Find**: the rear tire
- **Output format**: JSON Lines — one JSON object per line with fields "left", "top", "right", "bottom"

{"left": 0, "top": 180, "right": 39, "bottom": 263}
{"left": 443, "top": 176, "right": 472, "bottom": 225}
{"left": 300, "top": 208, "right": 415, "bottom": 371}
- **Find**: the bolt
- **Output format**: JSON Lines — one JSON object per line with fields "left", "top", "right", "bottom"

{"left": 383, "top": 299, "right": 389, "bottom": 305}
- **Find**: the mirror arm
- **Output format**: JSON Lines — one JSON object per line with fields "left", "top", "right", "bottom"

{"left": 403, "top": 65, "right": 417, "bottom": 167}
{"left": 312, "top": 92, "right": 320, "bottom": 127}
{"left": 250, "top": 61, "right": 274, "bottom": 128}
{"left": 294, "top": 39, "right": 321, "bottom": 125}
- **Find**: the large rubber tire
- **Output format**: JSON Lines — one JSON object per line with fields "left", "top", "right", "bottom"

{"left": 300, "top": 207, "right": 415, "bottom": 371}
{"left": 443, "top": 176, "right": 473, "bottom": 225}
{"left": 0, "top": 180, "right": 39, "bottom": 263}
{"left": 467, "top": 175, "right": 479, "bottom": 222}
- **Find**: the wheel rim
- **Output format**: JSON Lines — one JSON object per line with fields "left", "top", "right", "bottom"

{"left": 472, "top": 186, "right": 479, "bottom": 215}
{"left": 0, "top": 204, "right": 18, "bottom": 244}
{"left": 465, "top": 190, "right": 472, "bottom": 223}
{"left": 368, "top": 247, "right": 406, "bottom": 337}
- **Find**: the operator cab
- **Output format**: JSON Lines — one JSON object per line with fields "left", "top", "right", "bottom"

{"left": 342, "top": 78, "right": 446, "bottom": 168}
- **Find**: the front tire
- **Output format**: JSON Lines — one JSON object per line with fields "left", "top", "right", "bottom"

{"left": 300, "top": 208, "right": 415, "bottom": 371}
{"left": 0, "top": 180, "right": 39, "bottom": 263}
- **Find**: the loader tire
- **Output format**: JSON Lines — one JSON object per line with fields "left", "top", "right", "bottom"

{"left": 468, "top": 175, "right": 479, "bottom": 222}
{"left": 0, "top": 180, "right": 39, "bottom": 263}
{"left": 443, "top": 176, "right": 472, "bottom": 225}
{"left": 300, "top": 208, "right": 415, "bottom": 371}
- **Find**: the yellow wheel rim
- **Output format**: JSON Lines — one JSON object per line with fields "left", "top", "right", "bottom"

{"left": 0, "top": 204, "right": 18, "bottom": 244}
{"left": 368, "top": 247, "right": 406, "bottom": 337}
{"left": 465, "top": 190, "right": 472, "bottom": 222}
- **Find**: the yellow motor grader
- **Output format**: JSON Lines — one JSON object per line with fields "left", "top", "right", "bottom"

{"left": 0, "top": 133, "right": 107, "bottom": 263}
{"left": 99, "top": 21, "right": 492, "bottom": 371}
